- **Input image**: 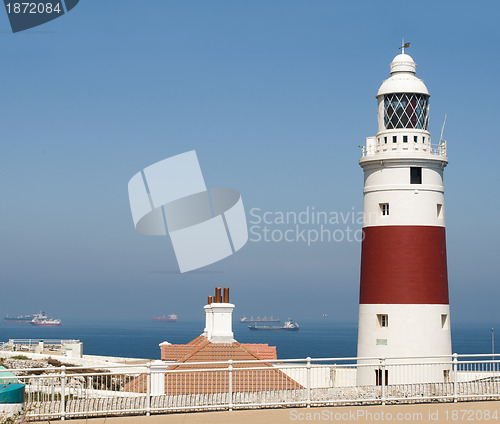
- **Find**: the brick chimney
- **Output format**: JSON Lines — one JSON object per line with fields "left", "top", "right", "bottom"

{"left": 204, "top": 287, "right": 235, "bottom": 343}
{"left": 203, "top": 295, "right": 214, "bottom": 339}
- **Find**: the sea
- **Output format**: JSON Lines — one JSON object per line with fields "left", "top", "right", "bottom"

{"left": 0, "top": 320, "right": 497, "bottom": 360}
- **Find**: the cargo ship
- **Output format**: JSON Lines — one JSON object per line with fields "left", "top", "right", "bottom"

{"left": 248, "top": 318, "right": 299, "bottom": 331}
{"left": 4, "top": 314, "right": 36, "bottom": 324}
{"left": 29, "top": 312, "right": 61, "bottom": 327}
{"left": 240, "top": 316, "right": 280, "bottom": 323}
{"left": 152, "top": 314, "right": 178, "bottom": 322}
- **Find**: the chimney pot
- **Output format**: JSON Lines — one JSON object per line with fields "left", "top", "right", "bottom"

{"left": 208, "top": 296, "right": 212, "bottom": 305}
{"left": 215, "top": 287, "right": 222, "bottom": 303}
{"left": 223, "top": 287, "right": 229, "bottom": 303}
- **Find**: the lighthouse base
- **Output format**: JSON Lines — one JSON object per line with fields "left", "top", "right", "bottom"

{"left": 356, "top": 304, "right": 452, "bottom": 386}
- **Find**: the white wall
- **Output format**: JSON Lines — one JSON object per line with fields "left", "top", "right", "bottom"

{"left": 357, "top": 304, "right": 452, "bottom": 385}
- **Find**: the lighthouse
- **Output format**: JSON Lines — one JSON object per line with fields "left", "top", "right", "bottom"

{"left": 356, "top": 48, "right": 451, "bottom": 385}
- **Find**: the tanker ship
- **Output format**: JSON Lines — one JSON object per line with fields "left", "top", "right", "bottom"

{"left": 248, "top": 318, "right": 299, "bottom": 331}
{"left": 152, "top": 314, "right": 178, "bottom": 322}
{"left": 240, "top": 316, "right": 280, "bottom": 324}
{"left": 30, "top": 312, "right": 62, "bottom": 327}
{"left": 4, "top": 314, "right": 36, "bottom": 324}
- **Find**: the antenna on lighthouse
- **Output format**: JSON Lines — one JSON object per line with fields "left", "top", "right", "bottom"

{"left": 440, "top": 113, "right": 448, "bottom": 143}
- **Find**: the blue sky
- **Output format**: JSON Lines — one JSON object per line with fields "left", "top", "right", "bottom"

{"left": 0, "top": 0, "right": 499, "bottom": 324}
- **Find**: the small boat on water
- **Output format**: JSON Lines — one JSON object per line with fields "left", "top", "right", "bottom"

{"left": 152, "top": 314, "right": 178, "bottom": 322}
{"left": 30, "top": 312, "right": 61, "bottom": 327}
{"left": 248, "top": 318, "right": 299, "bottom": 331}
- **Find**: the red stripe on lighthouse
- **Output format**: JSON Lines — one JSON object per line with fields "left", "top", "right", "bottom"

{"left": 360, "top": 226, "right": 449, "bottom": 304}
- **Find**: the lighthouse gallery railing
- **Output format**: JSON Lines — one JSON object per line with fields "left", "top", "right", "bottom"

{"left": 361, "top": 140, "right": 447, "bottom": 158}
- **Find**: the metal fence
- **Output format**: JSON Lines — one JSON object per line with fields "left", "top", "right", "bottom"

{"left": 0, "top": 339, "right": 81, "bottom": 354}
{"left": 1, "top": 353, "right": 499, "bottom": 421}
{"left": 361, "top": 140, "right": 447, "bottom": 158}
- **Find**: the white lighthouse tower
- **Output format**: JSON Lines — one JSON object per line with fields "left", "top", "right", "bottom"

{"left": 357, "top": 47, "right": 452, "bottom": 385}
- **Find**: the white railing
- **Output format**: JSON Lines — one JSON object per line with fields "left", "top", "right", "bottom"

{"left": 361, "top": 140, "right": 447, "bottom": 158}
{"left": 5, "top": 339, "right": 79, "bottom": 346}
{"left": 0, "top": 353, "right": 499, "bottom": 421}
{"left": 1, "top": 339, "right": 80, "bottom": 350}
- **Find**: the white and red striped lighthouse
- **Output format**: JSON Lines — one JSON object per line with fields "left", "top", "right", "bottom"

{"left": 356, "top": 48, "right": 451, "bottom": 385}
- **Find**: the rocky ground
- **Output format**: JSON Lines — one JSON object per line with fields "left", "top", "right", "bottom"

{"left": 0, "top": 356, "right": 109, "bottom": 375}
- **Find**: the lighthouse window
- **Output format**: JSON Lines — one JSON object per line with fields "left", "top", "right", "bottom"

{"left": 380, "top": 203, "right": 389, "bottom": 216}
{"left": 392, "top": 136, "right": 397, "bottom": 143}
{"left": 403, "top": 135, "right": 408, "bottom": 143}
{"left": 437, "top": 204, "right": 443, "bottom": 218}
{"left": 384, "top": 93, "right": 429, "bottom": 130}
{"left": 414, "top": 136, "right": 418, "bottom": 143}
{"left": 410, "top": 167, "right": 422, "bottom": 184}
{"left": 441, "top": 314, "right": 449, "bottom": 329}
{"left": 384, "top": 137, "right": 387, "bottom": 144}
{"left": 377, "top": 314, "right": 389, "bottom": 328}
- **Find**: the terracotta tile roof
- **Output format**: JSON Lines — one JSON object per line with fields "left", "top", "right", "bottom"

{"left": 126, "top": 337, "right": 300, "bottom": 395}
{"left": 173, "top": 341, "right": 257, "bottom": 364}
{"left": 161, "top": 345, "right": 200, "bottom": 361}
{"left": 187, "top": 335, "right": 207, "bottom": 345}
{"left": 240, "top": 343, "right": 277, "bottom": 360}
{"left": 160, "top": 335, "right": 207, "bottom": 361}
{"left": 160, "top": 337, "right": 277, "bottom": 362}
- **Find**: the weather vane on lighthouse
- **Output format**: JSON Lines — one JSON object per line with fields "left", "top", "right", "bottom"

{"left": 398, "top": 39, "right": 411, "bottom": 54}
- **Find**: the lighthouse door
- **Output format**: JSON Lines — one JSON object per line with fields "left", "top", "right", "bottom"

{"left": 375, "top": 369, "right": 389, "bottom": 386}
